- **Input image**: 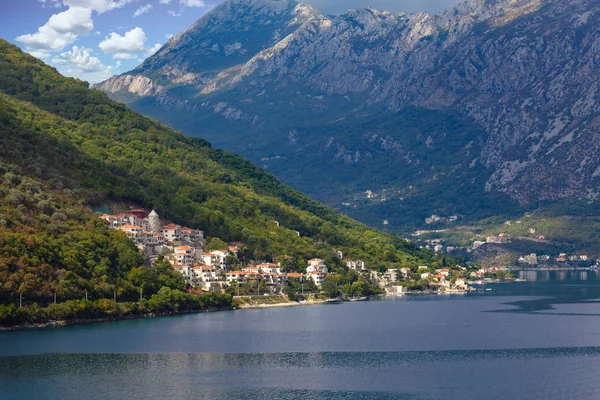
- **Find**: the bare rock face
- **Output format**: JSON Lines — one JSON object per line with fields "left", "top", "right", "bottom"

{"left": 97, "top": 75, "right": 160, "bottom": 97}
{"left": 96, "top": 0, "right": 600, "bottom": 211}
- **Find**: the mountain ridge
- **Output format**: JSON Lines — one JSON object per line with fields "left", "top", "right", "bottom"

{"left": 95, "top": 0, "right": 600, "bottom": 232}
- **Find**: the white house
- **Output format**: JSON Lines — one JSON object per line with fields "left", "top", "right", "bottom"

{"left": 256, "top": 263, "right": 281, "bottom": 274}
{"left": 383, "top": 269, "right": 399, "bottom": 282}
{"left": 307, "top": 258, "right": 328, "bottom": 274}
{"left": 181, "top": 227, "right": 204, "bottom": 243}
{"left": 174, "top": 246, "right": 195, "bottom": 265}
{"left": 202, "top": 250, "right": 230, "bottom": 269}
{"left": 306, "top": 271, "right": 325, "bottom": 287}
{"left": 436, "top": 268, "right": 450, "bottom": 277}
{"left": 344, "top": 258, "right": 365, "bottom": 271}
{"left": 226, "top": 271, "right": 247, "bottom": 284}
{"left": 161, "top": 224, "right": 182, "bottom": 242}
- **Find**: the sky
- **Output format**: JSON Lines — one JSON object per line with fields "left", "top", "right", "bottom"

{"left": 0, "top": 0, "right": 461, "bottom": 84}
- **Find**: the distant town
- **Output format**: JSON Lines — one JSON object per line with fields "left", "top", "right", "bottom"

{"left": 413, "top": 222, "right": 599, "bottom": 269}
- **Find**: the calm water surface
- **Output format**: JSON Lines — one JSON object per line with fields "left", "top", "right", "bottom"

{"left": 2, "top": 270, "right": 600, "bottom": 399}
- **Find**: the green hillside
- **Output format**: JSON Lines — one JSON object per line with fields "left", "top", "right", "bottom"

{"left": 0, "top": 40, "right": 449, "bottom": 325}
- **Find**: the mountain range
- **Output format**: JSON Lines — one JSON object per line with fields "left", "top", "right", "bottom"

{"left": 96, "top": 0, "right": 600, "bottom": 232}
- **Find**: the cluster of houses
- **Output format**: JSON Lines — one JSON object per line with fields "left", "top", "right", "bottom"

{"left": 98, "top": 209, "right": 375, "bottom": 294}
{"left": 370, "top": 266, "right": 470, "bottom": 294}
{"left": 469, "top": 266, "right": 510, "bottom": 279}
{"left": 99, "top": 208, "right": 476, "bottom": 296}
{"left": 518, "top": 253, "right": 592, "bottom": 265}
{"left": 412, "top": 238, "right": 458, "bottom": 254}
{"left": 100, "top": 209, "right": 204, "bottom": 259}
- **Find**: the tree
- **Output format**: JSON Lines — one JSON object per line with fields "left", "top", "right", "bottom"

{"left": 258, "top": 280, "right": 267, "bottom": 295}
{"left": 321, "top": 274, "right": 341, "bottom": 298}
{"left": 206, "top": 237, "right": 228, "bottom": 251}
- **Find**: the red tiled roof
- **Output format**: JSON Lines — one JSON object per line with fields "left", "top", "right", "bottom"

{"left": 162, "top": 224, "right": 181, "bottom": 230}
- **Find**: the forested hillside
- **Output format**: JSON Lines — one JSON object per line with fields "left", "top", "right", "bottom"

{"left": 0, "top": 40, "right": 448, "bottom": 325}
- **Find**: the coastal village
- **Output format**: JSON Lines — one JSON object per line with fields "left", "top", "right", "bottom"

{"left": 99, "top": 209, "right": 474, "bottom": 298}
{"left": 413, "top": 229, "right": 599, "bottom": 269}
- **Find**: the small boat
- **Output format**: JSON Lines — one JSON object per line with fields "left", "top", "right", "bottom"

{"left": 349, "top": 296, "right": 368, "bottom": 302}
{"left": 325, "top": 298, "right": 342, "bottom": 303}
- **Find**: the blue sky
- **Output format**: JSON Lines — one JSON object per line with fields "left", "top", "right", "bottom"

{"left": 0, "top": 0, "right": 460, "bottom": 84}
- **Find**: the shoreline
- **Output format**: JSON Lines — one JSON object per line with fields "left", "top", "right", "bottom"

{"left": 235, "top": 298, "right": 329, "bottom": 309}
{"left": 0, "top": 281, "right": 518, "bottom": 332}
{"left": 0, "top": 307, "right": 233, "bottom": 333}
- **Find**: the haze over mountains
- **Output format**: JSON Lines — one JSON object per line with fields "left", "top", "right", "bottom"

{"left": 96, "top": 0, "right": 600, "bottom": 232}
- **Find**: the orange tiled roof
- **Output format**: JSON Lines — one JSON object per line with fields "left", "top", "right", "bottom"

{"left": 162, "top": 224, "right": 181, "bottom": 230}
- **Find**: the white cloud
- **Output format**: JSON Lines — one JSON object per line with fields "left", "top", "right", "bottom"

{"left": 99, "top": 27, "right": 146, "bottom": 53}
{"left": 62, "top": 0, "right": 131, "bottom": 14}
{"left": 146, "top": 43, "right": 162, "bottom": 57}
{"left": 165, "top": 33, "right": 174, "bottom": 39}
{"left": 95, "top": 31, "right": 101, "bottom": 35}
{"left": 99, "top": 27, "right": 163, "bottom": 60}
{"left": 47, "top": 7, "right": 94, "bottom": 35}
{"left": 113, "top": 52, "right": 138, "bottom": 59}
{"left": 168, "top": 10, "right": 181, "bottom": 16}
{"left": 16, "top": 7, "right": 93, "bottom": 52}
{"left": 52, "top": 45, "right": 105, "bottom": 72}
{"left": 180, "top": 0, "right": 204, "bottom": 7}
{"left": 133, "top": 4, "right": 152, "bottom": 17}
{"left": 159, "top": 0, "right": 171, "bottom": 3}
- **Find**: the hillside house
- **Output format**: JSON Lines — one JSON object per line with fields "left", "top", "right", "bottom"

{"left": 181, "top": 227, "right": 204, "bottom": 242}
{"left": 202, "top": 250, "right": 230, "bottom": 269}
{"left": 287, "top": 272, "right": 305, "bottom": 282}
{"left": 307, "top": 271, "right": 325, "bottom": 287}
{"left": 226, "top": 271, "right": 247, "bottom": 284}
{"left": 307, "top": 258, "right": 328, "bottom": 274}
{"left": 256, "top": 263, "right": 281, "bottom": 274}
{"left": 384, "top": 269, "right": 399, "bottom": 283}
{"left": 344, "top": 258, "right": 365, "bottom": 271}
{"left": 436, "top": 268, "right": 450, "bottom": 277}
{"left": 173, "top": 246, "right": 195, "bottom": 265}
{"left": 161, "top": 224, "right": 183, "bottom": 242}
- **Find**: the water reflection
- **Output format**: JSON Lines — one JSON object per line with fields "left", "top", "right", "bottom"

{"left": 484, "top": 270, "right": 600, "bottom": 315}
{"left": 2, "top": 350, "right": 600, "bottom": 400}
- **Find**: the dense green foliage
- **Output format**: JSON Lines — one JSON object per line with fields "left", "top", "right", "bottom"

{"left": 0, "top": 39, "right": 454, "bottom": 325}
{"left": 0, "top": 291, "right": 233, "bottom": 327}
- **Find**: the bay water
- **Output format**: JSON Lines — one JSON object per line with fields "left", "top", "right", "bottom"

{"left": 2, "top": 270, "right": 600, "bottom": 399}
